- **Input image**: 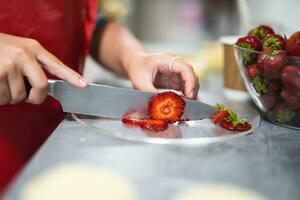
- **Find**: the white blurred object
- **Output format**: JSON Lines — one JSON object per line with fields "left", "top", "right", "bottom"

{"left": 21, "top": 163, "right": 136, "bottom": 200}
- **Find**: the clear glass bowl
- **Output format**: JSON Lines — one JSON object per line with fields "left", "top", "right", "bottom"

{"left": 234, "top": 46, "right": 300, "bottom": 129}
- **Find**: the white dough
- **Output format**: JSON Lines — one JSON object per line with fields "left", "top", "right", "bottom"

{"left": 174, "top": 184, "right": 267, "bottom": 200}
{"left": 21, "top": 163, "right": 136, "bottom": 200}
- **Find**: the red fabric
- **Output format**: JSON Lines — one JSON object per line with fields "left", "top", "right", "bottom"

{"left": 0, "top": 0, "right": 98, "bottom": 193}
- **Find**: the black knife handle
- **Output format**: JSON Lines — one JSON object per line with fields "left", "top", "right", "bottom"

{"left": 24, "top": 76, "right": 32, "bottom": 95}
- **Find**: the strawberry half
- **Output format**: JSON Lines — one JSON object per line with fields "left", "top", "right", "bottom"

{"left": 286, "top": 31, "right": 300, "bottom": 56}
{"left": 234, "top": 122, "right": 252, "bottom": 132}
{"left": 220, "top": 121, "right": 234, "bottom": 131}
{"left": 149, "top": 91, "right": 186, "bottom": 123}
{"left": 262, "top": 34, "right": 286, "bottom": 52}
{"left": 248, "top": 25, "right": 274, "bottom": 40}
{"left": 212, "top": 110, "right": 230, "bottom": 124}
{"left": 140, "top": 119, "right": 168, "bottom": 132}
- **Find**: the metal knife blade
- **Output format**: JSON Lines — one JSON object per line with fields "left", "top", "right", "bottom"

{"left": 48, "top": 80, "right": 217, "bottom": 120}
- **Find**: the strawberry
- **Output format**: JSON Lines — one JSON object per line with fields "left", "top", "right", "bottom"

{"left": 234, "top": 122, "right": 252, "bottom": 132}
{"left": 281, "top": 65, "right": 300, "bottom": 95}
{"left": 280, "top": 90, "right": 300, "bottom": 111}
{"left": 286, "top": 31, "right": 300, "bottom": 56}
{"left": 248, "top": 25, "right": 274, "bottom": 40}
{"left": 149, "top": 91, "right": 185, "bottom": 123}
{"left": 212, "top": 104, "right": 252, "bottom": 132}
{"left": 220, "top": 121, "right": 235, "bottom": 131}
{"left": 257, "top": 50, "right": 288, "bottom": 80}
{"left": 236, "top": 35, "right": 262, "bottom": 65}
{"left": 122, "top": 117, "right": 144, "bottom": 127}
{"left": 212, "top": 110, "right": 230, "bottom": 124}
{"left": 140, "top": 119, "right": 168, "bottom": 132}
{"left": 246, "top": 63, "right": 261, "bottom": 79}
{"left": 262, "top": 34, "right": 286, "bottom": 52}
{"left": 236, "top": 35, "right": 262, "bottom": 51}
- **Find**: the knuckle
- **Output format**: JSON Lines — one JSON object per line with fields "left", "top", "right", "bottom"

{"left": 13, "top": 47, "right": 26, "bottom": 58}
{"left": 26, "top": 39, "right": 41, "bottom": 49}
{"left": 11, "top": 91, "right": 27, "bottom": 104}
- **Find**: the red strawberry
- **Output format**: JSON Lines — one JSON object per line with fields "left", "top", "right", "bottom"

{"left": 236, "top": 35, "right": 262, "bottom": 51}
{"left": 220, "top": 121, "right": 235, "bottom": 131}
{"left": 140, "top": 119, "right": 168, "bottom": 132}
{"left": 149, "top": 91, "right": 185, "bottom": 123}
{"left": 235, "top": 122, "right": 252, "bottom": 132}
{"left": 248, "top": 25, "right": 274, "bottom": 40}
{"left": 122, "top": 117, "right": 144, "bottom": 127}
{"left": 280, "top": 90, "right": 300, "bottom": 111}
{"left": 286, "top": 31, "right": 300, "bottom": 56}
{"left": 281, "top": 65, "right": 300, "bottom": 95}
{"left": 212, "top": 110, "right": 230, "bottom": 124}
{"left": 257, "top": 50, "right": 288, "bottom": 80}
{"left": 262, "top": 34, "right": 286, "bottom": 51}
{"left": 246, "top": 63, "right": 261, "bottom": 79}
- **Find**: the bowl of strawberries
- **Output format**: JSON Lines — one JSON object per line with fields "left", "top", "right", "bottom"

{"left": 234, "top": 25, "right": 300, "bottom": 129}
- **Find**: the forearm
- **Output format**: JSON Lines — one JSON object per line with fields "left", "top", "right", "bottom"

{"left": 92, "top": 21, "right": 147, "bottom": 76}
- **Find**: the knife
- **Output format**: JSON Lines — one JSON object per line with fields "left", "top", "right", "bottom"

{"left": 24, "top": 78, "right": 216, "bottom": 120}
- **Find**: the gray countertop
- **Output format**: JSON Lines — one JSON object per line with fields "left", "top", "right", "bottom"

{"left": 3, "top": 74, "right": 300, "bottom": 200}
{"left": 4, "top": 117, "right": 300, "bottom": 200}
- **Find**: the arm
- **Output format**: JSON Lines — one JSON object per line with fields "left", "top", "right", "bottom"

{"left": 91, "top": 21, "right": 199, "bottom": 99}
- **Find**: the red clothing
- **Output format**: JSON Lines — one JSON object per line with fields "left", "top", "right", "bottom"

{"left": 0, "top": 0, "right": 98, "bottom": 192}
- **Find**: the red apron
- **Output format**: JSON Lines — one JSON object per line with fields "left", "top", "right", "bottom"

{"left": 0, "top": 0, "right": 98, "bottom": 192}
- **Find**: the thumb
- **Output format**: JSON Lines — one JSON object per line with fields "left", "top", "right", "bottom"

{"left": 37, "top": 51, "right": 88, "bottom": 88}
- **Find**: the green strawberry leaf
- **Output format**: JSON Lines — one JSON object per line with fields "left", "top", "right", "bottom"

{"left": 253, "top": 75, "right": 269, "bottom": 94}
{"left": 276, "top": 109, "right": 296, "bottom": 123}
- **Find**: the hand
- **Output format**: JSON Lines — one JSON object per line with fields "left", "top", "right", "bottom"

{"left": 125, "top": 53, "right": 199, "bottom": 99}
{"left": 0, "top": 33, "right": 87, "bottom": 105}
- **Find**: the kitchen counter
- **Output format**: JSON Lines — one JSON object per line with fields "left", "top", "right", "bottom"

{"left": 3, "top": 71, "right": 300, "bottom": 200}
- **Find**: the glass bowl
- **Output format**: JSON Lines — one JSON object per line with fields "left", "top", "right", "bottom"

{"left": 234, "top": 46, "right": 300, "bottom": 129}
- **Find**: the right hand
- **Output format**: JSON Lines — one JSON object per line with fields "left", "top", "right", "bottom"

{"left": 0, "top": 33, "right": 88, "bottom": 105}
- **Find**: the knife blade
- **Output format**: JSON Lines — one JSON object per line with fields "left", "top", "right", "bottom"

{"left": 26, "top": 78, "right": 217, "bottom": 120}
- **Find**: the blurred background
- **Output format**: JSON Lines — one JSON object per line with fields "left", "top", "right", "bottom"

{"left": 84, "top": 0, "right": 300, "bottom": 89}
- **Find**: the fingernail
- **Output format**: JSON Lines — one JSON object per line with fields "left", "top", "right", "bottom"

{"left": 79, "top": 78, "right": 88, "bottom": 86}
{"left": 189, "top": 90, "right": 194, "bottom": 98}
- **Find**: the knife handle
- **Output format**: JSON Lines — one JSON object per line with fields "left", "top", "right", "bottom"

{"left": 24, "top": 76, "right": 32, "bottom": 95}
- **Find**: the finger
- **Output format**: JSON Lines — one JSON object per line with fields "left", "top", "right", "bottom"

{"left": 172, "top": 59, "right": 199, "bottom": 99}
{"left": 22, "top": 60, "right": 48, "bottom": 104}
{"left": 7, "top": 68, "right": 26, "bottom": 104}
{"left": 131, "top": 71, "right": 158, "bottom": 93}
{"left": 0, "top": 77, "right": 12, "bottom": 105}
{"left": 37, "top": 48, "right": 87, "bottom": 88}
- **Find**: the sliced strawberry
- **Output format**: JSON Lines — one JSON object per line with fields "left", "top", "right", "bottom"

{"left": 122, "top": 117, "right": 144, "bottom": 127}
{"left": 148, "top": 91, "right": 185, "bottom": 123}
{"left": 212, "top": 110, "right": 230, "bottom": 124}
{"left": 262, "top": 34, "right": 286, "bottom": 51}
{"left": 234, "top": 122, "right": 252, "bottom": 132}
{"left": 248, "top": 25, "right": 274, "bottom": 40}
{"left": 140, "top": 119, "right": 168, "bottom": 132}
{"left": 220, "top": 121, "right": 235, "bottom": 131}
{"left": 286, "top": 31, "right": 300, "bottom": 56}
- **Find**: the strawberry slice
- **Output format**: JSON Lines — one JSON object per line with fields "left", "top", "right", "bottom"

{"left": 148, "top": 92, "right": 186, "bottom": 123}
{"left": 220, "top": 121, "right": 235, "bottom": 131}
{"left": 212, "top": 110, "right": 230, "bottom": 124}
{"left": 234, "top": 122, "right": 252, "bottom": 132}
{"left": 140, "top": 119, "right": 168, "bottom": 132}
{"left": 122, "top": 117, "right": 144, "bottom": 127}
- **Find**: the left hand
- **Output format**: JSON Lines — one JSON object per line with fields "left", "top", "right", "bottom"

{"left": 125, "top": 53, "right": 199, "bottom": 99}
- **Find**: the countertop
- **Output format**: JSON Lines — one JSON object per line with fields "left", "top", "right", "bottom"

{"left": 3, "top": 73, "right": 300, "bottom": 200}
